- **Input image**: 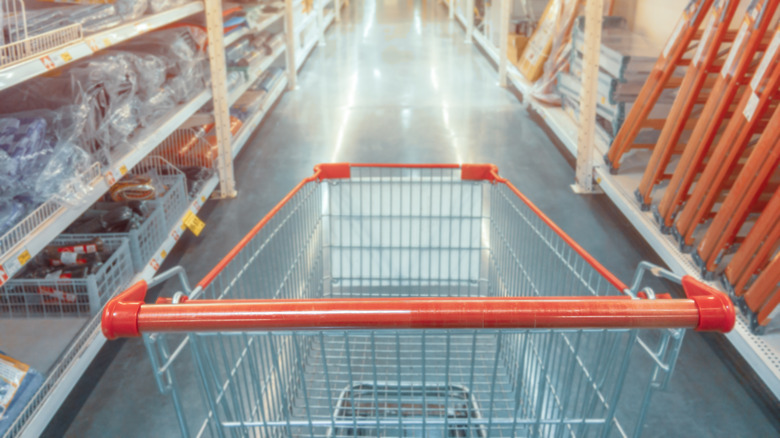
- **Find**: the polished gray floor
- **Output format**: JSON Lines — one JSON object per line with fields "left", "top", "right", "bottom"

{"left": 61, "top": 0, "right": 778, "bottom": 436}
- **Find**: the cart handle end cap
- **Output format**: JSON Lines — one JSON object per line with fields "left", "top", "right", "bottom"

{"left": 314, "top": 163, "right": 351, "bottom": 180}
{"left": 102, "top": 281, "right": 148, "bottom": 340}
{"left": 461, "top": 164, "right": 500, "bottom": 182}
{"left": 681, "top": 276, "right": 735, "bottom": 332}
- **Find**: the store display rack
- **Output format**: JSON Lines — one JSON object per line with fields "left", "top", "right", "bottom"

{"left": 0, "top": 2, "right": 204, "bottom": 92}
{"left": 443, "top": 0, "right": 780, "bottom": 401}
{"left": 2, "top": 175, "right": 219, "bottom": 438}
{"left": 0, "top": 0, "right": 346, "bottom": 436}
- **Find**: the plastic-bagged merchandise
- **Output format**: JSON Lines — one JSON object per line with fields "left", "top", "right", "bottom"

{"left": 0, "top": 111, "right": 94, "bottom": 235}
{"left": 0, "top": 352, "right": 43, "bottom": 435}
{"left": 116, "top": 0, "right": 149, "bottom": 21}
{"left": 115, "top": 27, "right": 209, "bottom": 103}
{"left": 0, "top": 353, "right": 29, "bottom": 420}
{"left": 149, "top": 0, "right": 188, "bottom": 14}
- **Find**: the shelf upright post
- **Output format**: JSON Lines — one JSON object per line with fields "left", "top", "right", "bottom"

{"left": 498, "top": 0, "right": 510, "bottom": 87}
{"left": 572, "top": 0, "right": 603, "bottom": 193}
{"left": 466, "top": 0, "right": 474, "bottom": 42}
{"left": 335, "top": 0, "right": 341, "bottom": 22}
{"left": 203, "top": 0, "right": 237, "bottom": 197}
{"left": 284, "top": 0, "right": 298, "bottom": 88}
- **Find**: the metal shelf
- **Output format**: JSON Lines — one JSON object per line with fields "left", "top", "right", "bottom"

{"left": 228, "top": 43, "right": 287, "bottom": 106}
{"left": 529, "top": 93, "right": 780, "bottom": 401}
{"left": 444, "top": 1, "right": 780, "bottom": 401}
{"left": 0, "top": 2, "right": 204, "bottom": 92}
{"left": 232, "top": 76, "right": 289, "bottom": 159}
{"left": 4, "top": 175, "right": 220, "bottom": 438}
{"left": 0, "top": 90, "right": 211, "bottom": 289}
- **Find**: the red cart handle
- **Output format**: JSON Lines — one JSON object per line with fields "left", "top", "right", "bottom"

{"left": 102, "top": 276, "right": 734, "bottom": 340}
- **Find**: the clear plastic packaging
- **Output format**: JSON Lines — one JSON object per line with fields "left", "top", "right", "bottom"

{"left": 0, "top": 110, "right": 94, "bottom": 235}
{"left": 149, "top": 0, "right": 188, "bottom": 14}
{"left": 116, "top": 0, "right": 149, "bottom": 21}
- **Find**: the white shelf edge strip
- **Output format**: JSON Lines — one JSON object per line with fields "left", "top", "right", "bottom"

{"left": 295, "top": 11, "right": 318, "bottom": 35}
{"left": 228, "top": 44, "right": 287, "bottom": 106}
{"left": 0, "top": 2, "right": 204, "bottom": 91}
{"left": 296, "top": 35, "right": 319, "bottom": 70}
{"left": 295, "top": 10, "right": 336, "bottom": 70}
{"left": 0, "top": 90, "right": 211, "bottom": 288}
{"left": 448, "top": 11, "right": 780, "bottom": 401}
{"left": 13, "top": 175, "right": 220, "bottom": 438}
{"left": 232, "top": 76, "right": 289, "bottom": 159}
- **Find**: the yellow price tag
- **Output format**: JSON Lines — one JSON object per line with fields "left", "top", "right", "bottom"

{"left": 103, "top": 38, "right": 111, "bottom": 47}
{"left": 119, "top": 164, "right": 128, "bottom": 176}
{"left": 183, "top": 211, "right": 205, "bottom": 236}
{"left": 60, "top": 52, "right": 72, "bottom": 62}
{"left": 160, "top": 249, "right": 167, "bottom": 259}
{"left": 201, "top": 195, "right": 206, "bottom": 202}
{"left": 17, "top": 249, "right": 31, "bottom": 266}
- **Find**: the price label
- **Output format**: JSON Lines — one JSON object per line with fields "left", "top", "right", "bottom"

{"left": 106, "top": 172, "right": 116, "bottom": 186}
{"left": 201, "top": 195, "right": 206, "bottom": 202}
{"left": 119, "top": 164, "right": 128, "bottom": 176}
{"left": 171, "top": 230, "right": 180, "bottom": 241}
{"left": 103, "top": 38, "right": 112, "bottom": 47}
{"left": 17, "top": 249, "right": 31, "bottom": 266}
{"left": 0, "top": 265, "right": 8, "bottom": 285}
{"left": 150, "top": 259, "right": 160, "bottom": 271}
{"left": 60, "top": 52, "right": 72, "bottom": 62}
{"left": 87, "top": 39, "right": 99, "bottom": 52}
{"left": 160, "top": 249, "right": 167, "bottom": 259}
{"left": 183, "top": 211, "right": 206, "bottom": 236}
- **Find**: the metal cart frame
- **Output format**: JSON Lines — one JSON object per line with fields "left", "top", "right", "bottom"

{"left": 103, "top": 164, "right": 734, "bottom": 438}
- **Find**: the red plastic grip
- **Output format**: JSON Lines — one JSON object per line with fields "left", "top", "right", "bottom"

{"left": 102, "top": 281, "right": 148, "bottom": 340}
{"left": 681, "top": 275, "right": 736, "bottom": 332}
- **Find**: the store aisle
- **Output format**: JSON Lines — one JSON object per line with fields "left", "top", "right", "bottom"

{"left": 61, "top": 0, "right": 777, "bottom": 436}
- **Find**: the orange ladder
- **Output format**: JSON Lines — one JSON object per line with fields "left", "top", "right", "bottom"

{"left": 674, "top": 26, "right": 780, "bottom": 250}
{"left": 723, "top": 185, "right": 780, "bottom": 299}
{"left": 654, "top": 0, "right": 780, "bottom": 232}
{"left": 694, "top": 104, "right": 780, "bottom": 275}
{"left": 634, "top": 0, "right": 740, "bottom": 209}
{"left": 744, "top": 252, "right": 780, "bottom": 330}
{"left": 604, "top": 0, "right": 714, "bottom": 172}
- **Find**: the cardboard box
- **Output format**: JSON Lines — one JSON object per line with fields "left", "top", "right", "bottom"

{"left": 507, "top": 34, "right": 529, "bottom": 66}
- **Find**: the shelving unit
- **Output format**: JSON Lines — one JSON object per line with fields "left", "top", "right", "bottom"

{"left": 0, "top": 175, "right": 219, "bottom": 438}
{"left": 443, "top": 0, "right": 780, "bottom": 402}
{"left": 0, "top": 0, "right": 346, "bottom": 435}
{"left": 0, "top": 2, "right": 204, "bottom": 92}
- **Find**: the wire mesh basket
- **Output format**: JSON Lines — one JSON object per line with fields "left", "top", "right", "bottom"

{"left": 104, "top": 164, "right": 734, "bottom": 438}
{"left": 131, "top": 156, "right": 190, "bottom": 230}
{"left": 0, "top": 0, "right": 82, "bottom": 68}
{"left": 2, "top": 235, "right": 132, "bottom": 317}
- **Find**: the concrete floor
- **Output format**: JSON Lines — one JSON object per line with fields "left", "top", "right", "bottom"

{"left": 56, "top": 0, "right": 778, "bottom": 436}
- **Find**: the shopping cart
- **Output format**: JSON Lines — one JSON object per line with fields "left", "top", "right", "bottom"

{"left": 102, "top": 164, "right": 734, "bottom": 438}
